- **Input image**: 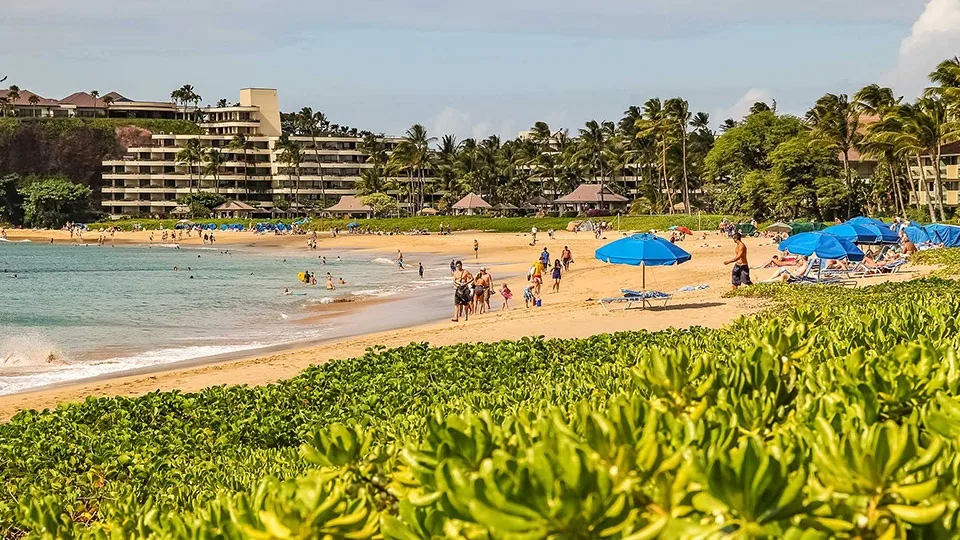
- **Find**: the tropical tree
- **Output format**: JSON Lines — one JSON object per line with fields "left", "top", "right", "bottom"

{"left": 433, "top": 134, "right": 465, "bottom": 200}
{"left": 393, "top": 124, "right": 435, "bottom": 213}
{"left": 101, "top": 95, "right": 114, "bottom": 118}
{"left": 855, "top": 84, "right": 907, "bottom": 215}
{"left": 297, "top": 107, "right": 330, "bottom": 206}
{"left": 204, "top": 148, "right": 226, "bottom": 194}
{"left": 277, "top": 136, "right": 305, "bottom": 212}
{"left": 637, "top": 99, "right": 677, "bottom": 212}
{"left": 805, "top": 93, "right": 861, "bottom": 218}
{"left": 18, "top": 176, "right": 91, "bottom": 228}
{"left": 666, "top": 98, "right": 693, "bottom": 213}
{"left": 229, "top": 134, "right": 253, "bottom": 200}
{"left": 6, "top": 86, "right": 20, "bottom": 117}
{"left": 216, "top": 98, "right": 228, "bottom": 108}
{"left": 89, "top": 90, "right": 99, "bottom": 117}
{"left": 176, "top": 139, "right": 204, "bottom": 193}
{"left": 927, "top": 56, "right": 960, "bottom": 103}
{"left": 357, "top": 134, "right": 389, "bottom": 196}
{"left": 27, "top": 94, "right": 40, "bottom": 117}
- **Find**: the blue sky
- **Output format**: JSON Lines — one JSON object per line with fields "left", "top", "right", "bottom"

{"left": 3, "top": 0, "right": 958, "bottom": 138}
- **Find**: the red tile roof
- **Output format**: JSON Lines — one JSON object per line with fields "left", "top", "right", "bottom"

{"left": 2, "top": 88, "right": 59, "bottom": 106}
{"left": 556, "top": 184, "right": 629, "bottom": 203}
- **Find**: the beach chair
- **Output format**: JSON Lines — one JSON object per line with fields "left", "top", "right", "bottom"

{"left": 597, "top": 289, "right": 672, "bottom": 311}
{"left": 853, "top": 258, "right": 908, "bottom": 278}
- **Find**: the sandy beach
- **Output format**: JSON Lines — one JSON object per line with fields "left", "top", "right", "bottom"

{"left": 0, "top": 226, "right": 926, "bottom": 420}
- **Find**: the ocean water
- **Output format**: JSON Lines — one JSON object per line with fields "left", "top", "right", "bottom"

{"left": 0, "top": 242, "right": 452, "bottom": 394}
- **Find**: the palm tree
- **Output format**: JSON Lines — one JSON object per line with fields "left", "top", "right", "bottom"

{"left": 204, "top": 148, "right": 226, "bottom": 194}
{"left": 433, "top": 134, "right": 464, "bottom": 199}
{"left": 176, "top": 139, "right": 204, "bottom": 193}
{"left": 637, "top": 99, "right": 677, "bottom": 212}
{"left": 358, "top": 133, "right": 389, "bottom": 195}
{"left": 666, "top": 98, "right": 693, "bottom": 214}
{"left": 806, "top": 93, "right": 861, "bottom": 218}
{"left": 229, "top": 134, "right": 253, "bottom": 200}
{"left": 278, "top": 137, "right": 305, "bottom": 213}
{"left": 400, "top": 124, "right": 435, "bottom": 213}
{"left": 927, "top": 57, "right": 960, "bottom": 102}
{"left": 102, "top": 95, "right": 114, "bottom": 118}
{"left": 28, "top": 94, "right": 40, "bottom": 118}
{"left": 297, "top": 107, "right": 330, "bottom": 207}
{"left": 854, "top": 84, "right": 907, "bottom": 215}
{"left": 217, "top": 98, "right": 228, "bottom": 108}
{"left": 89, "top": 90, "right": 99, "bottom": 117}
{"left": 6, "top": 86, "right": 20, "bottom": 117}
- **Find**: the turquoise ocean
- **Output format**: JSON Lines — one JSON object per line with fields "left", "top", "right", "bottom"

{"left": 0, "top": 241, "right": 452, "bottom": 394}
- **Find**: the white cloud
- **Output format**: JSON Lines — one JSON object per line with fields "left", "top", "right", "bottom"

{"left": 427, "top": 106, "right": 511, "bottom": 140}
{"left": 883, "top": 0, "right": 960, "bottom": 99}
{"left": 714, "top": 88, "right": 773, "bottom": 123}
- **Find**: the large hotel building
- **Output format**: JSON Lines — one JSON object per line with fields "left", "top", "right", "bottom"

{"left": 98, "top": 88, "right": 416, "bottom": 217}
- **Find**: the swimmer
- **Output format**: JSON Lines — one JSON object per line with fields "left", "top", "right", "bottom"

{"left": 173, "top": 266, "right": 179, "bottom": 271}
{"left": 326, "top": 276, "right": 335, "bottom": 290}
{"left": 283, "top": 288, "right": 292, "bottom": 295}
{"left": 338, "top": 278, "right": 346, "bottom": 285}
{"left": 337, "top": 256, "right": 342, "bottom": 262}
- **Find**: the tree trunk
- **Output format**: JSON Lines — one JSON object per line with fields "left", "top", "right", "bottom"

{"left": 661, "top": 142, "right": 675, "bottom": 214}
{"left": 842, "top": 150, "right": 852, "bottom": 219}
{"left": 903, "top": 157, "right": 920, "bottom": 211}
{"left": 889, "top": 161, "right": 905, "bottom": 217}
{"left": 917, "top": 155, "right": 937, "bottom": 222}
{"left": 681, "top": 126, "right": 690, "bottom": 215}
{"left": 933, "top": 149, "right": 946, "bottom": 222}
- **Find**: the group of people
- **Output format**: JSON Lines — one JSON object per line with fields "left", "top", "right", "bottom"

{"left": 451, "top": 261, "right": 500, "bottom": 321}
{"left": 298, "top": 270, "right": 346, "bottom": 289}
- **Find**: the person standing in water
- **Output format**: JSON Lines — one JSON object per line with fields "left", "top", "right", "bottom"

{"left": 724, "top": 233, "right": 752, "bottom": 288}
{"left": 473, "top": 239, "right": 479, "bottom": 259}
{"left": 397, "top": 250, "right": 404, "bottom": 270}
{"left": 418, "top": 262, "right": 424, "bottom": 279}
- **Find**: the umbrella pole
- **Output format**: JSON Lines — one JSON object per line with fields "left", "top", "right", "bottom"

{"left": 642, "top": 263, "right": 646, "bottom": 289}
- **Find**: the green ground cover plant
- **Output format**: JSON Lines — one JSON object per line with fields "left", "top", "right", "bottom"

{"left": 3, "top": 277, "right": 960, "bottom": 537}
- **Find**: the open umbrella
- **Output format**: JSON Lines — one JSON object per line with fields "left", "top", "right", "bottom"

{"left": 847, "top": 216, "right": 887, "bottom": 228}
{"left": 347, "top": 221, "right": 360, "bottom": 229}
{"left": 767, "top": 222, "right": 792, "bottom": 233}
{"left": 595, "top": 233, "right": 692, "bottom": 288}
{"left": 822, "top": 223, "right": 881, "bottom": 244}
{"left": 860, "top": 224, "right": 899, "bottom": 245}
{"left": 779, "top": 232, "right": 865, "bottom": 261}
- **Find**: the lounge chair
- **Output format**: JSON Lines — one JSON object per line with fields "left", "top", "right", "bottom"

{"left": 597, "top": 289, "right": 672, "bottom": 311}
{"left": 852, "top": 258, "right": 908, "bottom": 278}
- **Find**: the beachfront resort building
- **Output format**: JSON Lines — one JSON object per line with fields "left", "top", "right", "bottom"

{"left": 1, "top": 89, "right": 195, "bottom": 119}
{"left": 908, "top": 142, "right": 960, "bottom": 207}
{"left": 100, "top": 89, "right": 433, "bottom": 217}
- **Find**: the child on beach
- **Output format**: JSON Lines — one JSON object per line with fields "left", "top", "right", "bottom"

{"left": 500, "top": 284, "right": 512, "bottom": 310}
{"left": 523, "top": 285, "right": 536, "bottom": 308}
{"left": 551, "top": 260, "right": 562, "bottom": 292}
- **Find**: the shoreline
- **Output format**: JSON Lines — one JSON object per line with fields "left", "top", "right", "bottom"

{"left": 0, "top": 227, "right": 926, "bottom": 420}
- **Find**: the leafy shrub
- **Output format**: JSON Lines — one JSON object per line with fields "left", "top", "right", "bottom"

{"left": 7, "top": 277, "right": 960, "bottom": 537}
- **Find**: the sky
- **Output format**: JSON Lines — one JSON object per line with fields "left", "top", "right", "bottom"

{"left": 2, "top": 0, "right": 958, "bottom": 138}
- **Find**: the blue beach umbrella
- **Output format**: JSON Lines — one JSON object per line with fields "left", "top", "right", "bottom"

{"left": 847, "top": 216, "right": 887, "bottom": 228}
{"left": 822, "top": 223, "right": 881, "bottom": 244}
{"left": 595, "top": 233, "right": 692, "bottom": 288}
{"left": 779, "top": 232, "right": 865, "bottom": 261}
{"left": 860, "top": 224, "right": 900, "bottom": 245}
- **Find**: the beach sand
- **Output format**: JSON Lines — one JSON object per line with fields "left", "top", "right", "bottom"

{"left": 0, "top": 226, "right": 927, "bottom": 420}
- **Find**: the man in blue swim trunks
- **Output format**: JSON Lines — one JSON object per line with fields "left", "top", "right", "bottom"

{"left": 724, "top": 233, "right": 752, "bottom": 288}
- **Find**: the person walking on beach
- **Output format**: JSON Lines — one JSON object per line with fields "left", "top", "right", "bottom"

{"left": 724, "top": 233, "right": 752, "bottom": 288}
{"left": 530, "top": 226, "right": 538, "bottom": 246}
{"left": 561, "top": 246, "right": 573, "bottom": 271}
{"left": 478, "top": 267, "right": 494, "bottom": 312}
{"left": 551, "top": 260, "right": 562, "bottom": 293}
{"left": 397, "top": 250, "right": 404, "bottom": 271}
{"left": 530, "top": 258, "right": 544, "bottom": 296}
{"left": 499, "top": 284, "right": 512, "bottom": 310}
{"left": 452, "top": 260, "right": 473, "bottom": 322}
{"left": 449, "top": 260, "right": 456, "bottom": 274}
{"left": 418, "top": 262, "right": 424, "bottom": 279}
{"left": 540, "top": 247, "right": 550, "bottom": 269}
{"left": 473, "top": 239, "right": 479, "bottom": 259}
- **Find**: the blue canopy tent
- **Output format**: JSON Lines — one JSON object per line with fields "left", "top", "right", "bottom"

{"left": 847, "top": 216, "right": 887, "bottom": 228}
{"left": 822, "top": 223, "right": 881, "bottom": 244}
{"left": 925, "top": 224, "right": 960, "bottom": 247}
{"left": 595, "top": 233, "right": 691, "bottom": 288}
{"left": 902, "top": 226, "right": 932, "bottom": 244}
{"left": 779, "top": 232, "right": 865, "bottom": 261}
{"left": 347, "top": 221, "right": 361, "bottom": 229}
